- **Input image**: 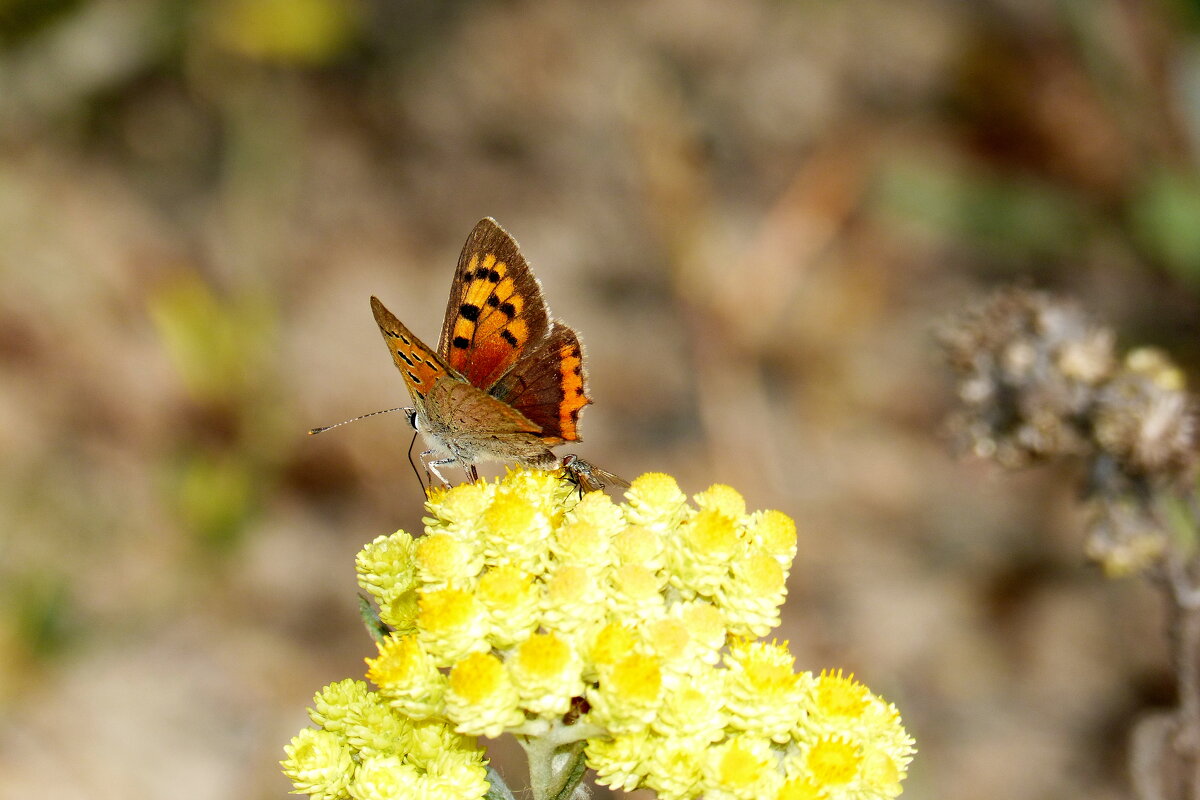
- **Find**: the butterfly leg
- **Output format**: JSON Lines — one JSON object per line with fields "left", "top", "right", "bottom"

{"left": 418, "top": 450, "right": 456, "bottom": 488}
{"left": 465, "top": 464, "right": 480, "bottom": 484}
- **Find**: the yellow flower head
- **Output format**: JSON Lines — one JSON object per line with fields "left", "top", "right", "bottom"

{"left": 589, "top": 652, "right": 664, "bottom": 733}
{"left": 625, "top": 472, "right": 689, "bottom": 530}
{"left": 356, "top": 531, "right": 417, "bottom": 605}
{"left": 285, "top": 680, "right": 486, "bottom": 800}
{"left": 415, "top": 532, "right": 482, "bottom": 587}
{"left": 290, "top": 468, "right": 912, "bottom": 800}
{"left": 281, "top": 728, "right": 354, "bottom": 800}
{"left": 445, "top": 651, "right": 524, "bottom": 738}
{"left": 309, "top": 678, "right": 373, "bottom": 733}
{"left": 365, "top": 634, "right": 445, "bottom": 720}
{"left": 694, "top": 483, "right": 747, "bottom": 519}
{"left": 475, "top": 564, "right": 539, "bottom": 647}
{"left": 704, "top": 735, "right": 780, "bottom": 800}
{"left": 510, "top": 632, "right": 585, "bottom": 718}
{"left": 724, "top": 640, "right": 809, "bottom": 742}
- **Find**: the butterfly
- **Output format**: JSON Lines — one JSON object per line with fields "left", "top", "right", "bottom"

{"left": 371, "top": 218, "right": 591, "bottom": 486}
{"left": 560, "top": 454, "right": 630, "bottom": 497}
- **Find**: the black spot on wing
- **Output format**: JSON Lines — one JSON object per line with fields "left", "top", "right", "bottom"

{"left": 486, "top": 295, "right": 500, "bottom": 308}
{"left": 499, "top": 302, "right": 516, "bottom": 319}
{"left": 397, "top": 350, "right": 414, "bottom": 366}
{"left": 406, "top": 370, "right": 421, "bottom": 383}
{"left": 459, "top": 303, "right": 481, "bottom": 322}
{"left": 453, "top": 336, "right": 470, "bottom": 349}
{"left": 501, "top": 330, "right": 519, "bottom": 347}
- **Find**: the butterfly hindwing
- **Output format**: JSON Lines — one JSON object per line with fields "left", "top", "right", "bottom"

{"left": 437, "top": 218, "right": 551, "bottom": 391}
{"left": 371, "top": 295, "right": 454, "bottom": 408}
{"left": 489, "top": 323, "right": 591, "bottom": 444}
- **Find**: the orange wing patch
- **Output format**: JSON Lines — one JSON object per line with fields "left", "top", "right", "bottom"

{"left": 445, "top": 251, "right": 539, "bottom": 389}
{"left": 371, "top": 295, "right": 451, "bottom": 403}
{"left": 553, "top": 338, "right": 588, "bottom": 442}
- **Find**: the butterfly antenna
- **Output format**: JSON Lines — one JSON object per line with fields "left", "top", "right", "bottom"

{"left": 308, "top": 407, "right": 408, "bottom": 435}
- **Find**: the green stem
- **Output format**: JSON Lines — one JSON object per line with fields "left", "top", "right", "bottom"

{"left": 519, "top": 722, "right": 592, "bottom": 800}
{"left": 484, "top": 765, "right": 517, "bottom": 800}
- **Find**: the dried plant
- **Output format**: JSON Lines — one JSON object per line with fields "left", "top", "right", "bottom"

{"left": 941, "top": 287, "right": 1200, "bottom": 800}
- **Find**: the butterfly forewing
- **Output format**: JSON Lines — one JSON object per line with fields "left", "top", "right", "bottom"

{"left": 490, "top": 324, "right": 591, "bottom": 444}
{"left": 426, "top": 378, "right": 543, "bottom": 435}
{"left": 371, "top": 295, "right": 455, "bottom": 408}
{"left": 437, "top": 218, "right": 551, "bottom": 391}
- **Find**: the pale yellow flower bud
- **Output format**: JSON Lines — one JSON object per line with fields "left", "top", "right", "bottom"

{"left": 478, "top": 488, "right": 553, "bottom": 567}
{"left": 475, "top": 565, "right": 540, "bottom": 647}
{"left": 694, "top": 484, "right": 747, "bottom": 520}
{"left": 509, "top": 632, "right": 585, "bottom": 718}
{"left": 612, "top": 524, "right": 665, "bottom": 571}
{"left": 281, "top": 728, "right": 355, "bottom": 800}
{"left": 309, "top": 679, "right": 373, "bottom": 734}
{"left": 703, "top": 735, "right": 781, "bottom": 800}
{"left": 365, "top": 634, "right": 446, "bottom": 719}
{"left": 585, "top": 729, "right": 651, "bottom": 791}
{"left": 723, "top": 640, "right": 808, "bottom": 743}
{"left": 718, "top": 553, "right": 788, "bottom": 638}
{"left": 588, "top": 652, "right": 664, "bottom": 733}
{"left": 670, "top": 508, "right": 745, "bottom": 599}
{"left": 415, "top": 532, "right": 483, "bottom": 587}
{"left": 348, "top": 755, "right": 419, "bottom": 800}
{"left": 417, "top": 587, "right": 489, "bottom": 663}
{"left": 541, "top": 563, "right": 606, "bottom": 636}
{"left": 445, "top": 652, "right": 524, "bottom": 738}
{"left": 356, "top": 531, "right": 417, "bottom": 606}
{"left": 625, "top": 472, "right": 689, "bottom": 531}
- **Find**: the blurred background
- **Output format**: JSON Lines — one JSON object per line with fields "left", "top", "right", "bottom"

{"left": 3, "top": 0, "right": 1200, "bottom": 798}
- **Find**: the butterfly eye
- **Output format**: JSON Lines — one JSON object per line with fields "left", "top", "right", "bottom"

{"left": 404, "top": 408, "right": 419, "bottom": 431}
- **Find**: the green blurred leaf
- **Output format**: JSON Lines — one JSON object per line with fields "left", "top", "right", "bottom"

{"left": 357, "top": 594, "right": 391, "bottom": 644}
{"left": 173, "top": 449, "right": 259, "bottom": 551}
{"left": 874, "top": 157, "right": 1087, "bottom": 262}
{"left": 1130, "top": 169, "right": 1200, "bottom": 284}
{"left": 148, "top": 269, "right": 276, "bottom": 404}
{"left": 206, "top": 0, "right": 359, "bottom": 65}
{"left": 8, "top": 573, "right": 73, "bottom": 660}
{"left": 0, "top": 0, "right": 81, "bottom": 45}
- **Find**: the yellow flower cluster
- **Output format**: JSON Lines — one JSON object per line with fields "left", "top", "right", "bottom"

{"left": 280, "top": 678, "right": 488, "bottom": 800}
{"left": 283, "top": 468, "right": 915, "bottom": 800}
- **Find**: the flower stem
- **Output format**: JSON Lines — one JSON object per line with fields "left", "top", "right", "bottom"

{"left": 519, "top": 724, "right": 589, "bottom": 800}
{"left": 485, "top": 765, "right": 517, "bottom": 800}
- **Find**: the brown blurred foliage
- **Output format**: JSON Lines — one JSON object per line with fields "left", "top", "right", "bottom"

{"left": 2, "top": 1, "right": 1200, "bottom": 798}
